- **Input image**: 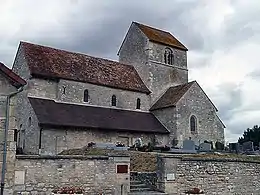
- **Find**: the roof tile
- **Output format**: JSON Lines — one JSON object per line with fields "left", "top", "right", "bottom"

{"left": 29, "top": 97, "right": 169, "bottom": 134}
{"left": 150, "top": 81, "right": 195, "bottom": 111}
{"left": 135, "top": 22, "right": 188, "bottom": 51}
{"left": 21, "top": 42, "right": 150, "bottom": 94}
{"left": 0, "top": 62, "right": 26, "bottom": 88}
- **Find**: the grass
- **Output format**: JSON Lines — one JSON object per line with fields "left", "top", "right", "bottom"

{"left": 59, "top": 147, "right": 158, "bottom": 172}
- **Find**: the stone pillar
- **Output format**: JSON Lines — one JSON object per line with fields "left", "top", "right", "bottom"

{"left": 157, "top": 155, "right": 179, "bottom": 194}
{"left": 112, "top": 155, "right": 130, "bottom": 195}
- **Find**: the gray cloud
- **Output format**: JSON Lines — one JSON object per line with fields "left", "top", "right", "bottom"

{"left": 1, "top": 0, "right": 260, "bottom": 143}
{"left": 7, "top": 0, "right": 204, "bottom": 63}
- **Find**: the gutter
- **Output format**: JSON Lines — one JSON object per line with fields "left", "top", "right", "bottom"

{"left": 0, "top": 87, "right": 23, "bottom": 195}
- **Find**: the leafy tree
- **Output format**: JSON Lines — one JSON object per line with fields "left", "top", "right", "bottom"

{"left": 238, "top": 125, "right": 260, "bottom": 146}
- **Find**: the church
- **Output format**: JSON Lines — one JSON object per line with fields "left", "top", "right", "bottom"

{"left": 2, "top": 22, "right": 225, "bottom": 155}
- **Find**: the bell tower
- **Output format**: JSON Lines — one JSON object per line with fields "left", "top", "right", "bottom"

{"left": 118, "top": 22, "right": 188, "bottom": 102}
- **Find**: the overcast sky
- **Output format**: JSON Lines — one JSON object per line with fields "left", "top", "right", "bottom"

{"left": 1, "top": 0, "right": 259, "bottom": 143}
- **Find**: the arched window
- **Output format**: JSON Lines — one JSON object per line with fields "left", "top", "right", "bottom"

{"left": 190, "top": 115, "right": 197, "bottom": 133}
{"left": 136, "top": 98, "right": 141, "bottom": 109}
{"left": 112, "top": 95, "right": 117, "bottom": 106}
{"left": 84, "top": 89, "right": 89, "bottom": 102}
{"left": 164, "top": 48, "right": 174, "bottom": 65}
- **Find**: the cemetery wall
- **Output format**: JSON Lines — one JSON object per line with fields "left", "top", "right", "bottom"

{"left": 157, "top": 154, "right": 260, "bottom": 195}
{"left": 11, "top": 155, "right": 130, "bottom": 195}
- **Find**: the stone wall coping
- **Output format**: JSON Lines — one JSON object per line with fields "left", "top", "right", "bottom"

{"left": 131, "top": 171, "right": 156, "bottom": 174}
{"left": 16, "top": 155, "right": 112, "bottom": 160}
{"left": 158, "top": 154, "right": 260, "bottom": 164}
{"left": 181, "top": 157, "right": 260, "bottom": 164}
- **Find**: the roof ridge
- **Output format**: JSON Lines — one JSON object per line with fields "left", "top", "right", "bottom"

{"left": 133, "top": 22, "right": 188, "bottom": 51}
{"left": 133, "top": 21, "right": 172, "bottom": 35}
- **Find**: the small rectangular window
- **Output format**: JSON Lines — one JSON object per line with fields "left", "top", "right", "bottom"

{"left": 117, "top": 165, "right": 128, "bottom": 173}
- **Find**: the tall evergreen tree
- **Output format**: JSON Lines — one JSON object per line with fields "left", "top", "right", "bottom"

{"left": 238, "top": 125, "right": 260, "bottom": 146}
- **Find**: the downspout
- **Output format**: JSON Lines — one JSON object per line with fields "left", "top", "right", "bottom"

{"left": 0, "top": 87, "right": 23, "bottom": 195}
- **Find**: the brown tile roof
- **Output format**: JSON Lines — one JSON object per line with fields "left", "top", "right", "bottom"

{"left": 20, "top": 42, "right": 150, "bottom": 94}
{"left": 29, "top": 97, "right": 169, "bottom": 134}
{"left": 0, "top": 62, "right": 26, "bottom": 88}
{"left": 150, "top": 81, "right": 195, "bottom": 111}
{"left": 134, "top": 22, "right": 188, "bottom": 51}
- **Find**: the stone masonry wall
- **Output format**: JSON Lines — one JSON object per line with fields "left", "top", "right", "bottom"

{"left": 13, "top": 155, "right": 130, "bottom": 195}
{"left": 118, "top": 22, "right": 188, "bottom": 103}
{"left": 40, "top": 128, "right": 167, "bottom": 155}
{"left": 0, "top": 73, "right": 21, "bottom": 195}
{"left": 148, "top": 42, "right": 188, "bottom": 102}
{"left": 57, "top": 79, "right": 151, "bottom": 111}
{"left": 157, "top": 155, "right": 260, "bottom": 195}
{"left": 175, "top": 82, "right": 225, "bottom": 147}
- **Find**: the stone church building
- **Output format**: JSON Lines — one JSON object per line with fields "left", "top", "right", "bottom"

{"left": 2, "top": 22, "right": 225, "bottom": 155}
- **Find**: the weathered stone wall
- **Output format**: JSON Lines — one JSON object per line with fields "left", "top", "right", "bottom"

{"left": 118, "top": 22, "right": 188, "bottom": 103}
{"left": 28, "top": 78, "right": 58, "bottom": 100}
{"left": 152, "top": 107, "right": 177, "bottom": 146}
{"left": 11, "top": 45, "right": 42, "bottom": 155}
{"left": 175, "top": 82, "right": 225, "bottom": 146}
{"left": 12, "top": 155, "right": 130, "bottom": 195}
{"left": 157, "top": 155, "right": 260, "bottom": 195}
{"left": 148, "top": 42, "right": 188, "bottom": 102}
{"left": 40, "top": 128, "right": 167, "bottom": 155}
{"left": 148, "top": 42, "right": 187, "bottom": 70}
{"left": 57, "top": 79, "right": 151, "bottom": 111}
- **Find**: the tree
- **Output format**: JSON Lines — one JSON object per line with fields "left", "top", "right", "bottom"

{"left": 238, "top": 125, "right": 260, "bottom": 146}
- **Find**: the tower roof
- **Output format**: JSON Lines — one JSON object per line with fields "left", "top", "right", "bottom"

{"left": 134, "top": 22, "right": 188, "bottom": 51}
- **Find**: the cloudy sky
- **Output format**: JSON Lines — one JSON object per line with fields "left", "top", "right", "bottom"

{"left": 1, "top": 0, "right": 259, "bottom": 143}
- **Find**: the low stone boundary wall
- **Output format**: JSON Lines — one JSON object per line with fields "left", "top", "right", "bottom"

{"left": 157, "top": 154, "right": 260, "bottom": 195}
{"left": 12, "top": 154, "right": 130, "bottom": 195}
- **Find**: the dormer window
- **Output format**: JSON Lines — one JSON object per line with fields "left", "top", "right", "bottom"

{"left": 112, "top": 95, "right": 117, "bottom": 106}
{"left": 164, "top": 48, "right": 174, "bottom": 65}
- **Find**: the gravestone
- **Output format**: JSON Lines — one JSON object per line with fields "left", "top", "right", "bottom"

{"left": 199, "top": 143, "right": 211, "bottom": 152}
{"left": 215, "top": 141, "right": 224, "bottom": 151}
{"left": 183, "top": 139, "right": 195, "bottom": 151}
{"left": 242, "top": 141, "right": 254, "bottom": 153}
{"left": 134, "top": 138, "right": 143, "bottom": 148}
{"left": 95, "top": 143, "right": 115, "bottom": 149}
{"left": 229, "top": 143, "right": 239, "bottom": 153}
